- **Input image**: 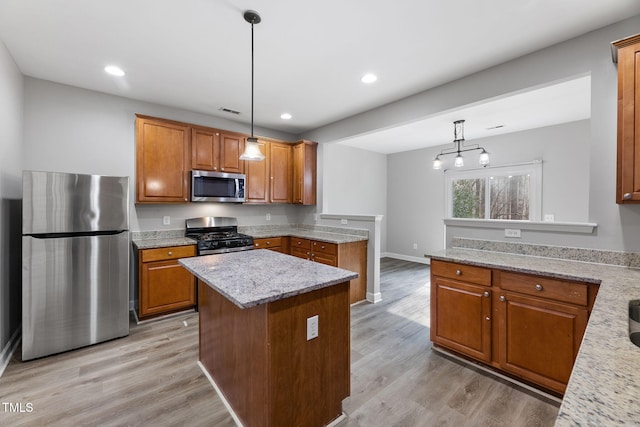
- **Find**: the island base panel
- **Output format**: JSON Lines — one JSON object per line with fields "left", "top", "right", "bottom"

{"left": 199, "top": 281, "right": 350, "bottom": 427}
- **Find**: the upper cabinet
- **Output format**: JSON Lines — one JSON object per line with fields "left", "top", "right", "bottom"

{"left": 135, "top": 114, "right": 317, "bottom": 205}
{"left": 191, "top": 126, "right": 245, "bottom": 174}
{"left": 293, "top": 140, "right": 317, "bottom": 205}
{"left": 245, "top": 139, "right": 270, "bottom": 203}
{"left": 269, "top": 141, "right": 293, "bottom": 203}
{"left": 614, "top": 34, "right": 640, "bottom": 204}
{"left": 135, "top": 115, "right": 191, "bottom": 204}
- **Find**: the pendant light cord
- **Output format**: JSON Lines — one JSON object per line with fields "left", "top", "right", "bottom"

{"left": 250, "top": 19, "right": 255, "bottom": 138}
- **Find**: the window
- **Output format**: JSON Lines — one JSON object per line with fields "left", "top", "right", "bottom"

{"left": 445, "top": 162, "right": 542, "bottom": 221}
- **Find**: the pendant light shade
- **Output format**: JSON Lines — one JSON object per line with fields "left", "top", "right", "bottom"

{"left": 240, "top": 10, "right": 265, "bottom": 161}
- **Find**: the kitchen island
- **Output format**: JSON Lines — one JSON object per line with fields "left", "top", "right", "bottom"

{"left": 179, "top": 249, "right": 358, "bottom": 427}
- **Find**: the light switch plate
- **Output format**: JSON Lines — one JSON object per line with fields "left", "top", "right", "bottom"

{"left": 163, "top": 216, "right": 170, "bottom": 225}
{"left": 307, "top": 315, "right": 319, "bottom": 340}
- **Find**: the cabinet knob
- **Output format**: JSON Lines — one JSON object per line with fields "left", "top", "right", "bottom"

{"left": 297, "top": 241, "right": 302, "bottom": 245}
{"left": 168, "top": 251, "right": 173, "bottom": 256}
{"left": 213, "top": 167, "right": 217, "bottom": 171}
{"left": 535, "top": 284, "right": 543, "bottom": 291}
{"left": 266, "top": 241, "right": 270, "bottom": 245}
{"left": 455, "top": 270, "right": 462, "bottom": 276}
{"left": 624, "top": 193, "right": 632, "bottom": 200}
{"left": 221, "top": 167, "right": 225, "bottom": 171}
{"left": 485, "top": 316, "right": 491, "bottom": 321}
{"left": 483, "top": 291, "right": 490, "bottom": 298}
{"left": 499, "top": 295, "right": 506, "bottom": 302}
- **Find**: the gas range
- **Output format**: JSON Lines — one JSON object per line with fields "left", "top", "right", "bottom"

{"left": 185, "top": 217, "right": 254, "bottom": 255}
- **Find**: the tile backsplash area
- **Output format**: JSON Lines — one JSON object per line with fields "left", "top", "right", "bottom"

{"left": 451, "top": 238, "right": 640, "bottom": 269}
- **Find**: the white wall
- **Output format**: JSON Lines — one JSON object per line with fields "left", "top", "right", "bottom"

{"left": 22, "top": 77, "right": 305, "bottom": 231}
{"left": 318, "top": 143, "right": 387, "bottom": 250}
{"left": 387, "top": 121, "right": 591, "bottom": 258}
{"left": 0, "top": 39, "right": 23, "bottom": 369}
{"left": 305, "top": 14, "right": 640, "bottom": 254}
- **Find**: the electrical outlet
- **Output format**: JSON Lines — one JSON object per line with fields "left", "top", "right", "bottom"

{"left": 163, "top": 216, "right": 170, "bottom": 225}
{"left": 544, "top": 214, "right": 555, "bottom": 222}
{"left": 412, "top": 243, "right": 418, "bottom": 250}
{"left": 504, "top": 228, "right": 521, "bottom": 238}
{"left": 266, "top": 213, "right": 271, "bottom": 221}
{"left": 341, "top": 219, "right": 348, "bottom": 225}
{"left": 307, "top": 315, "right": 319, "bottom": 340}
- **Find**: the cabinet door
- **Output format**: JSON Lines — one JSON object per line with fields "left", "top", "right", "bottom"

{"left": 269, "top": 142, "right": 292, "bottom": 203}
{"left": 140, "top": 259, "right": 196, "bottom": 317}
{"left": 245, "top": 140, "right": 270, "bottom": 203}
{"left": 293, "top": 140, "right": 317, "bottom": 205}
{"left": 192, "top": 127, "right": 219, "bottom": 171}
{"left": 291, "top": 247, "right": 311, "bottom": 260}
{"left": 219, "top": 132, "right": 245, "bottom": 173}
{"left": 135, "top": 115, "right": 191, "bottom": 203}
{"left": 497, "top": 291, "right": 588, "bottom": 394}
{"left": 615, "top": 36, "right": 640, "bottom": 203}
{"left": 430, "top": 277, "right": 492, "bottom": 362}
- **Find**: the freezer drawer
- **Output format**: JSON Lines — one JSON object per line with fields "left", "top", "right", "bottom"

{"left": 22, "top": 232, "right": 130, "bottom": 360}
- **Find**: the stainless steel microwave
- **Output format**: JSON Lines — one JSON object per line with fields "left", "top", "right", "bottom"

{"left": 191, "top": 170, "right": 246, "bottom": 203}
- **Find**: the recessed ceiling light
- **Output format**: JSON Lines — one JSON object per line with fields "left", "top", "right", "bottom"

{"left": 361, "top": 73, "right": 377, "bottom": 84}
{"left": 104, "top": 65, "right": 125, "bottom": 77}
{"left": 280, "top": 113, "right": 292, "bottom": 120}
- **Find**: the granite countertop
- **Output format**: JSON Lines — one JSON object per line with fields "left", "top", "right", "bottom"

{"left": 179, "top": 249, "right": 358, "bottom": 309}
{"left": 132, "top": 236, "right": 196, "bottom": 250}
{"left": 247, "top": 227, "right": 368, "bottom": 244}
{"left": 426, "top": 248, "right": 640, "bottom": 426}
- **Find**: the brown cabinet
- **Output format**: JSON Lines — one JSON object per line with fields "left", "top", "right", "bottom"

{"left": 613, "top": 34, "right": 640, "bottom": 203}
{"left": 244, "top": 139, "right": 270, "bottom": 203}
{"left": 269, "top": 142, "right": 292, "bottom": 203}
{"left": 253, "top": 237, "right": 285, "bottom": 253}
{"left": 138, "top": 245, "right": 196, "bottom": 318}
{"left": 495, "top": 271, "right": 589, "bottom": 394}
{"left": 245, "top": 140, "right": 295, "bottom": 204}
{"left": 430, "top": 259, "right": 597, "bottom": 396}
{"left": 292, "top": 140, "right": 317, "bottom": 205}
{"left": 191, "top": 126, "right": 245, "bottom": 174}
{"left": 135, "top": 115, "right": 191, "bottom": 203}
{"left": 290, "top": 237, "right": 367, "bottom": 303}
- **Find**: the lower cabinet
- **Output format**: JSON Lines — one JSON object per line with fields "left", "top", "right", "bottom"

{"left": 253, "top": 237, "right": 286, "bottom": 253}
{"left": 138, "top": 245, "right": 196, "bottom": 319}
{"left": 431, "top": 276, "right": 492, "bottom": 363}
{"left": 290, "top": 237, "right": 367, "bottom": 304}
{"left": 430, "top": 259, "right": 596, "bottom": 396}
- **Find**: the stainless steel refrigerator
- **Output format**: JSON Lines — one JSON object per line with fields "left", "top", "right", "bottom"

{"left": 22, "top": 170, "right": 130, "bottom": 360}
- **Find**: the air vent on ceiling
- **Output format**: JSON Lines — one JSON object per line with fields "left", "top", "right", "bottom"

{"left": 219, "top": 107, "right": 241, "bottom": 115}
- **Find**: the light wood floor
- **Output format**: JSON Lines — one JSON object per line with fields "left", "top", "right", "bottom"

{"left": 0, "top": 258, "right": 558, "bottom": 426}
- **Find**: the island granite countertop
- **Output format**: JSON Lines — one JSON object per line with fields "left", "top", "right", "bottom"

{"left": 426, "top": 248, "right": 640, "bottom": 426}
{"left": 179, "top": 249, "right": 358, "bottom": 309}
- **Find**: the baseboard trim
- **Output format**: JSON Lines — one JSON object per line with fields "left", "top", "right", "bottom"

{"left": 366, "top": 291, "right": 382, "bottom": 303}
{"left": 198, "top": 360, "right": 244, "bottom": 427}
{"left": 382, "top": 252, "right": 430, "bottom": 265}
{"left": 0, "top": 326, "right": 21, "bottom": 378}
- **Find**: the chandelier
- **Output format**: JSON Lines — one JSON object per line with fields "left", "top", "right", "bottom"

{"left": 432, "top": 120, "right": 490, "bottom": 170}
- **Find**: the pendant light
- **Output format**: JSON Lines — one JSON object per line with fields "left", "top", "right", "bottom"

{"left": 432, "top": 120, "right": 490, "bottom": 170}
{"left": 240, "top": 10, "right": 266, "bottom": 161}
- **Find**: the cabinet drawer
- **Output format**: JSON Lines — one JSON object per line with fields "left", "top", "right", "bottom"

{"left": 291, "top": 238, "right": 311, "bottom": 250}
{"left": 312, "top": 240, "right": 337, "bottom": 255}
{"left": 312, "top": 252, "right": 337, "bottom": 266}
{"left": 498, "top": 271, "right": 588, "bottom": 306}
{"left": 254, "top": 237, "right": 282, "bottom": 249}
{"left": 291, "top": 247, "right": 310, "bottom": 259}
{"left": 141, "top": 245, "right": 196, "bottom": 263}
{"left": 430, "top": 259, "right": 491, "bottom": 287}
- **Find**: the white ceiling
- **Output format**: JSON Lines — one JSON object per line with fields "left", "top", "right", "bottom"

{"left": 0, "top": 0, "right": 638, "bottom": 152}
